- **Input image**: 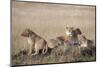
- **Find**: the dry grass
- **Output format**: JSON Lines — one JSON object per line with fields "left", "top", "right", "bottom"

{"left": 12, "top": 45, "right": 96, "bottom": 66}
{"left": 11, "top": 1, "right": 96, "bottom": 66}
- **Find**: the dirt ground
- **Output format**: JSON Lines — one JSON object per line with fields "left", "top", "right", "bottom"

{"left": 11, "top": 1, "right": 96, "bottom": 66}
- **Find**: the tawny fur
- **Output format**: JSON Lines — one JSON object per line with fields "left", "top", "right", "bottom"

{"left": 21, "top": 28, "right": 48, "bottom": 56}
{"left": 47, "top": 38, "right": 64, "bottom": 49}
{"left": 47, "top": 27, "right": 82, "bottom": 49}
{"left": 64, "top": 27, "right": 82, "bottom": 45}
{"left": 78, "top": 35, "right": 94, "bottom": 49}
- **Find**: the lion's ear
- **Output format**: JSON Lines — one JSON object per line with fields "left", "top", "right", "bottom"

{"left": 26, "top": 28, "right": 31, "bottom": 32}
{"left": 26, "top": 28, "right": 33, "bottom": 34}
{"left": 71, "top": 27, "right": 74, "bottom": 30}
{"left": 75, "top": 28, "right": 82, "bottom": 35}
{"left": 66, "top": 26, "right": 68, "bottom": 29}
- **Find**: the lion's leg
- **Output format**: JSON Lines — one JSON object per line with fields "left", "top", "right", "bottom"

{"left": 31, "top": 49, "right": 39, "bottom": 56}
{"left": 28, "top": 44, "right": 33, "bottom": 55}
{"left": 42, "top": 44, "right": 48, "bottom": 54}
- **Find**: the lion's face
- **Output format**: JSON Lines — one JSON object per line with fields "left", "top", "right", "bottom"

{"left": 65, "top": 27, "right": 74, "bottom": 36}
{"left": 66, "top": 27, "right": 82, "bottom": 37}
{"left": 21, "top": 29, "right": 33, "bottom": 37}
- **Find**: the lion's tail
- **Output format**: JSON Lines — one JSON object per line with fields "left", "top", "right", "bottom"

{"left": 42, "top": 43, "right": 48, "bottom": 54}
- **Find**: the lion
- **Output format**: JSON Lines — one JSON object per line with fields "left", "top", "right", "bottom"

{"left": 21, "top": 28, "right": 48, "bottom": 56}
{"left": 47, "top": 38, "right": 64, "bottom": 49}
{"left": 65, "top": 26, "right": 82, "bottom": 45}
{"left": 47, "top": 26, "right": 82, "bottom": 49}
{"left": 78, "top": 35, "right": 95, "bottom": 56}
{"left": 78, "top": 35, "right": 94, "bottom": 49}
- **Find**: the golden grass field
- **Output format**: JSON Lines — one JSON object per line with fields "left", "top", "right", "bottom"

{"left": 11, "top": 1, "right": 96, "bottom": 66}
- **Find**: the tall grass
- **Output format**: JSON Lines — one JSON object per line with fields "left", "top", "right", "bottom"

{"left": 11, "top": 1, "right": 96, "bottom": 65}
